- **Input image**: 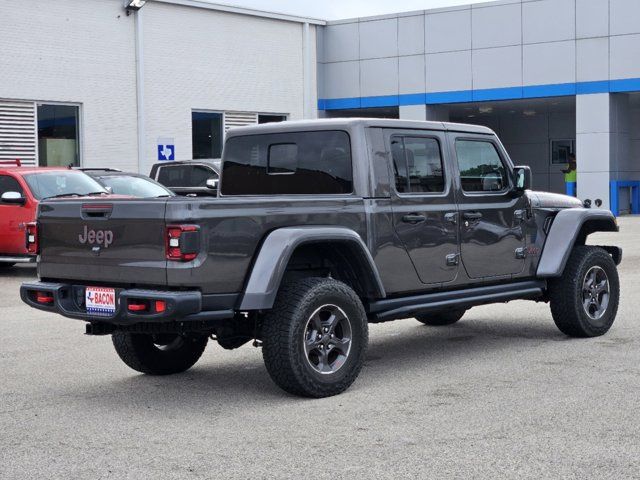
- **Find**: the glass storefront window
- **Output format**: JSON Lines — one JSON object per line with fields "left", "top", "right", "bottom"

{"left": 192, "top": 111, "right": 223, "bottom": 159}
{"left": 551, "top": 139, "right": 575, "bottom": 165}
{"left": 258, "top": 114, "right": 286, "bottom": 124}
{"left": 37, "top": 104, "right": 80, "bottom": 167}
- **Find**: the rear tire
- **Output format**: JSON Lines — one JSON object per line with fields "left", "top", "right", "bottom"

{"left": 415, "top": 309, "right": 466, "bottom": 326}
{"left": 261, "top": 277, "right": 368, "bottom": 398}
{"left": 549, "top": 246, "right": 619, "bottom": 337}
{"left": 112, "top": 332, "right": 208, "bottom": 375}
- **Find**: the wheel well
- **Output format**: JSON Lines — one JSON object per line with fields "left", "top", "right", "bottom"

{"left": 574, "top": 218, "right": 617, "bottom": 246}
{"left": 283, "top": 241, "right": 382, "bottom": 300}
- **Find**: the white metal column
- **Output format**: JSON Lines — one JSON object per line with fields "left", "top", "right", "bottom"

{"left": 134, "top": 8, "right": 145, "bottom": 173}
{"left": 302, "top": 22, "right": 313, "bottom": 119}
{"left": 576, "top": 93, "right": 613, "bottom": 210}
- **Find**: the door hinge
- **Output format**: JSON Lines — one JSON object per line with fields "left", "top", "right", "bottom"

{"left": 515, "top": 247, "right": 527, "bottom": 259}
{"left": 446, "top": 253, "right": 460, "bottom": 266}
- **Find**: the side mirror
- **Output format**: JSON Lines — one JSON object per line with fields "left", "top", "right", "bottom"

{"left": 206, "top": 178, "right": 219, "bottom": 190}
{"left": 1, "top": 191, "right": 26, "bottom": 205}
{"left": 513, "top": 166, "right": 531, "bottom": 192}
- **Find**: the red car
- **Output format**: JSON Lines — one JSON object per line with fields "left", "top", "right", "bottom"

{"left": 0, "top": 161, "right": 108, "bottom": 267}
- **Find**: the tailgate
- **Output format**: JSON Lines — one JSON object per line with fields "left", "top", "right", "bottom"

{"left": 37, "top": 199, "right": 168, "bottom": 286}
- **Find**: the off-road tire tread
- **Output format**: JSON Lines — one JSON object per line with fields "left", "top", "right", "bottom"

{"left": 112, "top": 332, "right": 208, "bottom": 375}
{"left": 261, "top": 277, "right": 368, "bottom": 398}
{"left": 549, "top": 246, "right": 619, "bottom": 337}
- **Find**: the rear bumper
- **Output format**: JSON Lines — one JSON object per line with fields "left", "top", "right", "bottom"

{"left": 0, "top": 255, "right": 36, "bottom": 264}
{"left": 20, "top": 282, "right": 234, "bottom": 325}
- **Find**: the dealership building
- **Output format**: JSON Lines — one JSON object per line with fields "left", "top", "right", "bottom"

{"left": 1, "top": 0, "right": 639, "bottom": 212}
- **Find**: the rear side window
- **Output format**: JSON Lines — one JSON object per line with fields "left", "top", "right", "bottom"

{"left": 221, "top": 131, "right": 352, "bottom": 195}
{"left": 157, "top": 165, "right": 218, "bottom": 188}
{"left": 455, "top": 140, "right": 508, "bottom": 192}
{"left": 391, "top": 136, "right": 445, "bottom": 194}
{"left": 268, "top": 144, "right": 298, "bottom": 174}
{"left": 0, "top": 175, "right": 24, "bottom": 197}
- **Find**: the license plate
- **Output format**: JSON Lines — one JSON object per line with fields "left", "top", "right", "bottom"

{"left": 86, "top": 287, "right": 116, "bottom": 316}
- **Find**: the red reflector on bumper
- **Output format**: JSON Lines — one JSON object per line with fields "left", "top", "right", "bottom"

{"left": 127, "top": 302, "right": 147, "bottom": 312}
{"left": 36, "top": 292, "right": 54, "bottom": 304}
{"left": 155, "top": 300, "right": 166, "bottom": 313}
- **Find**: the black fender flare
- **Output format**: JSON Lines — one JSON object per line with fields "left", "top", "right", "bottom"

{"left": 537, "top": 208, "right": 619, "bottom": 277}
{"left": 239, "top": 226, "right": 386, "bottom": 310}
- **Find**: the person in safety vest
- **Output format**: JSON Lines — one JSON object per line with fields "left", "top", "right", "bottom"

{"left": 563, "top": 153, "right": 577, "bottom": 196}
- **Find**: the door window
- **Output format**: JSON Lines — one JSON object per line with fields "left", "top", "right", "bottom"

{"left": 37, "top": 104, "right": 80, "bottom": 167}
{"left": 455, "top": 140, "right": 508, "bottom": 192}
{"left": 391, "top": 136, "right": 445, "bottom": 194}
{"left": 192, "top": 112, "right": 223, "bottom": 159}
{"left": 0, "top": 175, "right": 24, "bottom": 198}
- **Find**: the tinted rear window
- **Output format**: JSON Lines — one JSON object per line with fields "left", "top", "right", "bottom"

{"left": 221, "top": 131, "right": 352, "bottom": 195}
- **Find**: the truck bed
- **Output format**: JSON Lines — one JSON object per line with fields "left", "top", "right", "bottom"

{"left": 37, "top": 196, "right": 368, "bottom": 294}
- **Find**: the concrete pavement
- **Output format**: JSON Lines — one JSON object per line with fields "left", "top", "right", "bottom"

{"left": 1, "top": 217, "right": 639, "bottom": 479}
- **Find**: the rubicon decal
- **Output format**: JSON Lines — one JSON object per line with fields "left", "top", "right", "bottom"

{"left": 78, "top": 225, "right": 113, "bottom": 248}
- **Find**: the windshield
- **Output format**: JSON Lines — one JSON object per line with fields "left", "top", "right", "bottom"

{"left": 98, "top": 175, "right": 173, "bottom": 198}
{"left": 24, "top": 171, "right": 107, "bottom": 200}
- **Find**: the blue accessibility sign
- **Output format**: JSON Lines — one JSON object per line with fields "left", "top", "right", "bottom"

{"left": 157, "top": 137, "right": 175, "bottom": 161}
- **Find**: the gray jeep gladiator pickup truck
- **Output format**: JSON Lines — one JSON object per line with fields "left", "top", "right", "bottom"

{"left": 21, "top": 119, "right": 622, "bottom": 397}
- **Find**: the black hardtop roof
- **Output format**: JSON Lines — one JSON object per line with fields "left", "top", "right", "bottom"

{"left": 225, "top": 118, "right": 495, "bottom": 137}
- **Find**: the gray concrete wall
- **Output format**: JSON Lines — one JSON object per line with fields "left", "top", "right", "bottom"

{"left": 318, "top": 0, "right": 640, "bottom": 103}
{"left": 319, "top": 0, "right": 640, "bottom": 211}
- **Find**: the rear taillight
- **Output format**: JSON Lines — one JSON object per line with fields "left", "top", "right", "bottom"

{"left": 166, "top": 225, "right": 200, "bottom": 261}
{"left": 25, "top": 222, "right": 38, "bottom": 254}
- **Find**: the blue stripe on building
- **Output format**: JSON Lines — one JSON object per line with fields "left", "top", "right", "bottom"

{"left": 318, "top": 78, "right": 640, "bottom": 110}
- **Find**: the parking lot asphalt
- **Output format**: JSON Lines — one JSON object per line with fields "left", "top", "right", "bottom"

{"left": 1, "top": 217, "right": 639, "bottom": 479}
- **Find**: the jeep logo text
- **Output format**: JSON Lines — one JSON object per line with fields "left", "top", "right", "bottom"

{"left": 79, "top": 225, "right": 113, "bottom": 248}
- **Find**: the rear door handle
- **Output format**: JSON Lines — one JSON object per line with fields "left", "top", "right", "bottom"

{"left": 402, "top": 213, "right": 426, "bottom": 224}
{"left": 463, "top": 212, "right": 483, "bottom": 220}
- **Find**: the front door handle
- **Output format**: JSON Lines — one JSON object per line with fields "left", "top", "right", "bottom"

{"left": 463, "top": 212, "right": 483, "bottom": 220}
{"left": 402, "top": 213, "right": 426, "bottom": 224}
